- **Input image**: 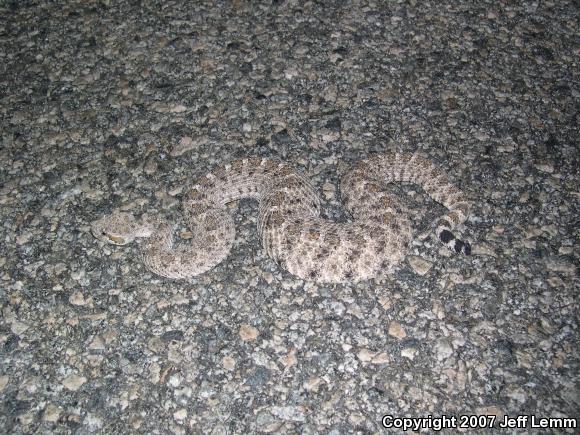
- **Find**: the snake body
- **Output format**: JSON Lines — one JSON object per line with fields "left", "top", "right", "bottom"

{"left": 91, "top": 153, "right": 471, "bottom": 283}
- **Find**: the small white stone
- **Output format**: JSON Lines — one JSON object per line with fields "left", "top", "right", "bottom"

{"left": 170, "top": 135, "right": 206, "bottom": 156}
{"left": 84, "top": 413, "right": 103, "bottom": 430}
{"left": 16, "top": 232, "right": 33, "bottom": 245}
{"left": 431, "top": 301, "right": 445, "bottom": 319}
{"left": 303, "top": 377, "right": 323, "bottom": 391}
{"left": 144, "top": 158, "right": 158, "bottom": 174}
{"left": 261, "top": 270, "right": 274, "bottom": 284}
{"left": 42, "top": 403, "right": 61, "bottom": 423}
{"left": 239, "top": 324, "right": 259, "bottom": 341}
{"left": 371, "top": 352, "right": 390, "bottom": 364}
{"left": 10, "top": 320, "right": 29, "bottom": 335}
{"left": 168, "top": 374, "right": 182, "bottom": 387}
{"left": 542, "top": 224, "right": 558, "bottom": 237}
{"left": 544, "top": 257, "right": 575, "bottom": 274}
{"left": 222, "top": 355, "right": 236, "bottom": 371}
{"left": 341, "top": 343, "right": 352, "bottom": 352}
{"left": 17, "top": 411, "right": 35, "bottom": 426}
{"left": 89, "top": 336, "right": 105, "bottom": 350}
{"left": 70, "top": 269, "right": 85, "bottom": 280}
{"left": 62, "top": 374, "right": 87, "bottom": 391}
{"left": 534, "top": 163, "right": 554, "bottom": 173}
{"left": 0, "top": 375, "right": 8, "bottom": 392}
{"left": 168, "top": 103, "right": 187, "bottom": 113}
{"left": 270, "top": 405, "right": 306, "bottom": 422}
{"left": 284, "top": 67, "right": 299, "bottom": 79}
{"left": 69, "top": 291, "right": 87, "bottom": 306}
{"left": 19, "top": 376, "right": 40, "bottom": 395}
{"left": 434, "top": 339, "right": 454, "bottom": 361}
{"left": 357, "top": 348, "right": 375, "bottom": 362}
{"left": 388, "top": 321, "right": 406, "bottom": 339}
{"left": 408, "top": 256, "right": 433, "bottom": 276}
{"left": 506, "top": 387, "right": 527, "bottom": 403}
{"left": 472, "top": 243, "right": 496, "bottom": 257}
{"left": 378, "top": 296, "right": 392, "bottom": 310}
{"left": 173, "top": 408, "right": 187, "bottom": 420}
{"left": 280, "top": 351, "right": 297, "bottom": 368}
{"left": 322, "top": 182, "right": 336, "bottom": 200}
{"left": 171, "top": 294, "right": 189, "bottom": 305}
{"left": 474, "top": 131, "right": 490, "bottom": 141}
{"left": 149, "top": 363, "right": 161, "bottom": 384}
{"left": 401, "top": 347, "right": 417, "bottom": 360}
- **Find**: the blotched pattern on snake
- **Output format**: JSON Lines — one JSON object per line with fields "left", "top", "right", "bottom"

{"left": 91, "top": 153, "right": 471, "bottom": 283}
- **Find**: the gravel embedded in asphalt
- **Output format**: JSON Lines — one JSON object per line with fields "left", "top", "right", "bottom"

{"left": 0, "top": 1, "right": 578, "bottom": 433}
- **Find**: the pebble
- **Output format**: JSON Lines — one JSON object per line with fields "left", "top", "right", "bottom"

{"left": 322, "top": 182, "right": 336, "bottom": 201}
{"left": 401, "top": 348, "right": 417, "bottom": 360}
{"left": 239, "top": 324, "right": 259, "bottom": 341}
{"left": 371, "top": 352, "right": 390, "bottom": 364}
{"left": 222, "top": 356, "right": 236, "bottom": 371}
{"left": 434, "top": 339, "right": 454, "bottom": 361}
{"left": 0, "top": 376, "right": 8, "bottom": 393}
{"left": 534, "top": 163, "right": 554, "bottom": 173}
{"left": 10, "top": 320, "right": 29, "bottom": 336}
{"left": 69, "top": 291, "right": 91, "bottom": 307}
{"left": 270, "top": 405, "right": 307, "bottom": 422}
{"left": 151, "top": 102, "right": 188, "bottom": 113}
{"left": 88, "top": 336, "right": 105, "bottom": 350}
{"left": 84, "top": 413, "right": 103, "bottom": 430}
{"left": 544, "top": 257, "right": 576, "bottom": 274}
{"left": 171, "top": 136, "right": 207, "bottom": 157}
{"left": 280, "top": 350, "right": 297, "bottom": 368}
{"left": 408, "top": 256, "right": 433, "bottom": 275}
{"left": 144, "top": 158, "right": 158, "bottom": 174}
{"left": 357, "top": 348, "right": 375, "bottom": 362}
{"left": 42, "top": 403, "right": 61, "bottom": 423}
{"left": 62, "top": 374, "right": 87, "bottom": 391}
{"left": 388, "top": 321, "right": 407, "bottom": 339}
{"left": 173, "top": 408, "right": 187, "bottom": 421}
{"left": 256, "top": 411, "right": 283, "bottom": 433}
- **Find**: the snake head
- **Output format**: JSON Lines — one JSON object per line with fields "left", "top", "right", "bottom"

{"left": 91, "top": 212, "right": 140, "bottom": 245}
